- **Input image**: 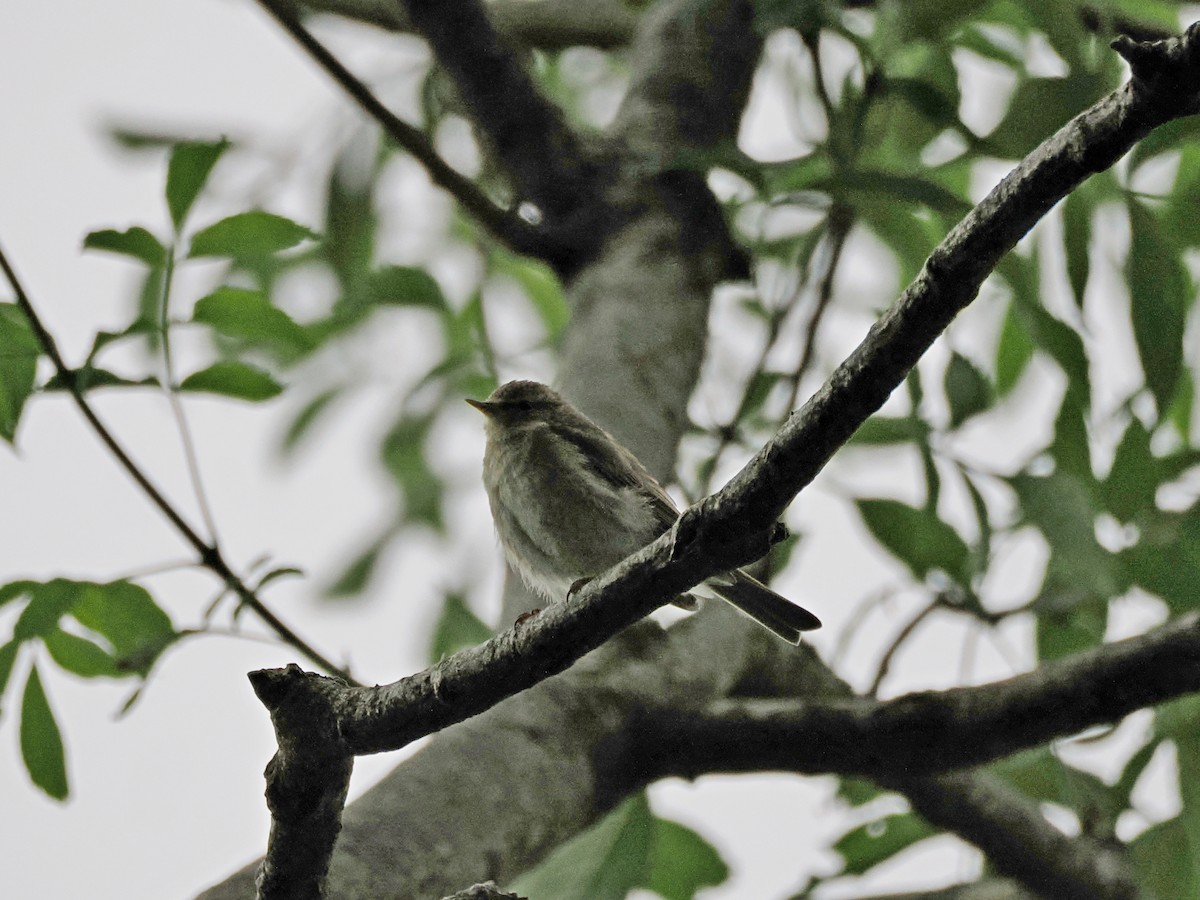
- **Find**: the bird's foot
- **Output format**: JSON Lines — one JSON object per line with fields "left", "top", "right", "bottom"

{"left": 514, "top": 608, "right": 542, "bottom": 627}
{"left": 567, "top": 576, "right": 594, "bottom": 600}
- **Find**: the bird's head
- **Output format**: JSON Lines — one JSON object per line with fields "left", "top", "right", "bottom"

{"left": 465, "top": 380, "right": 567, "bottom": 431}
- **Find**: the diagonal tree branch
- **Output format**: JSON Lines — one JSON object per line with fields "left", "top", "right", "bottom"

{"left": 894, "top": 773, "right": 1138, "bottom": 900}
{"left": 693, "top": 24, "right": 1200, "bottom": 550}
{"left": 609, "top": 0, "right": 761, "bottom": 164}
{"left": 398, "top": 0, "right": 603, "bottom": 226}
{"left": 254, "top": 0, "right": 552, "bottom": 262}
{"left": 0, "top": 244, "right": 355, "bottom": 684}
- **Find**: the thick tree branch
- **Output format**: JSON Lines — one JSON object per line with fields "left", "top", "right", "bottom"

{"left": 609, "top": 0, "right": 761, "bottom": 164}
{"left": 199, "top": 611, "right": 799, "bottom": 898}
{"left": 895, "top": 773, "right": 1138, "bottom": 900}
{"left": 624, "top": 613, "right": 1200, "bottom": 780}
{"left": 250, "top": 666, "right": 354, "bottom": 900}
{"left": 556, "top": 0, "right": 761, "bottom": 474}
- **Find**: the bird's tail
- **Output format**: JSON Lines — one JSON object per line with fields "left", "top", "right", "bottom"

{"left": 703, "top": 570, "right": 821, "bottom": 644}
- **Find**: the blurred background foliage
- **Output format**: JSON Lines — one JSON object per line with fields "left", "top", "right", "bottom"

{"left": 4, "top": 0, "right": 1200, "bottom": 895}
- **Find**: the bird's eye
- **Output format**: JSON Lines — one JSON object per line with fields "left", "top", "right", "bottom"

{"left": 517, "top": 400, "right": 534, "bottom": 412}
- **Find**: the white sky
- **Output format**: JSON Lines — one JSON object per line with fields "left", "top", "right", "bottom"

{"left": 0, "top": 3, "right": 1185, "bottom": 899}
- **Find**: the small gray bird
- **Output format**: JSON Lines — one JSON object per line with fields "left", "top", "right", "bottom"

{"left": 467, "top": 380, "right": 821, "bottom": 643}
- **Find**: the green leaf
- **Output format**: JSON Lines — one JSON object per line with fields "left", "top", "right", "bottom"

{"left": 323, "top": 158, "right": 376, "bottom": 282}
{"left": 1061, "top": 187, "right": 1092, "bottom": 309}
{"left": 511, "top": 793, "right": 654, "bottom": 900}
{"left": 254, "top": 566, "right": 305, "bottom": 592}
{"left": 192, "top": 287, "right": 313, "bottom": 357}
{"left": 849, "top": 416, "right": 930, "bottom": 446}
{"left": 166, "top": 139, "right": 229, "bottom": 231}
{"left": 742, "top": 371, "right": 783, "bottom": 420}
{"left": 762, "top": 151, "right": 833, "bottom": 196}
{"left": 1163, "top": 146, "right": 1200, "bottom": 248}
{"left": 0, "top": 303, "right": 39, "bottom": 443}
{"left": 989, "top": 74, "right": 1108, "bottom": 159}
{"left": 1127, "top": 200, "right": 1189, "bottom": 418}
{"left": 643, "top": 818, "right": 729, "bottom": 900}
{"left": 327, "top": 540, "right": 384, "bottom": 599}
{"left": 82, "top": 227, "right": 166, "bottom": 267}
{"left": 945, "top": 352, "right": 993, "bottom": 428}
{"left": 0, "top": 579, "right": 37, "bottom": 609}
{"left": 20, "top": 666, "right": 68, "bottom": 799}
{"left": 43, "top": 629, "right": 120, "bottom": 679}
{"left": 83, "top": 317, "right": 156, "bottom": 365}
{"left": 1122, "top": 511, "right": 1200, "bottom": 615}
{"left": 892, "top": 0, "right": 989, "bottom": 41}
{"left": 1131, "top": 818, "right": 1200, "bottom": 899}
{"left": 962, "top": 470, "right": 991, "bottom": 572}
{"left": 0, "top": 640, "right": 19, "bottom": 709}
{"left": 179, "top": 361, "right": 283, "bottom": 401}
{"left": 1016, "top": 297, "right": 1091, "bottom": 410}
{"left": 1168, "top": 369, "right": 1194, "bottom": 440}
{"left": 838, "top": 777, "right": 884, "bottom": 807}
{"left": 13, "top": 580, "right": 80, "bottom": 641}
{"left": 279, "top": 388, "right": 341, "bottom": 455}
{"left": 429, "top": 594, "right": 492, "bottom": 662}
{"left": 885, "top": 77, "right": 962, "bottom": 132}
{"left": 1012, "top": 472, "right": 1119, "bottom": 603}
{"left": 835, "top": 813, "right": 936, "bottom": 875}
{"left": 856, "top": 498, "right": 971, "bottom": 584}
{"left": 858, "top": 200, "right": 946, "bottom": 290}
{"left": 188, "top": 211, "right": 318, "bottom": 258}
{"left": 365, "top": 266, "right": 446, "bottom": 309}
{"left": 494, "top": 254, "right": 568, "bottom": 338}
{"left": 69, "top": 581, "right": 176, "bottom": 676}
{"left": 994, "top": 298, "right": 1034, "bottom": 397}
{"left": 992, "top": 747, "right": 1124, "bottom": 826}
{"left": 1115, "top": 739, "right": 1162, "bottom": 806}
{"left": 1158, "top": 697, "right": 1200, "bottom": 855}
{"left": 823, "top": 168, "right": 970, "bottom": 216}
{"left": 1102, "top": 417, "right": 1159, "bottom": 523}
{"left": 1037, "top": 600, "right": 1106, "bottom": 662}
{"left": 1050, "top": 392, "right": 1091, "bottom": 482}
{"left": 42, "top": 366, "right": 159, "bottom": 392}
{"left": 381, "top": 414, "right": 445, "bottom": 530}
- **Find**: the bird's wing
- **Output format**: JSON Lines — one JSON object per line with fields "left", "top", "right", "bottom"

{"left": 558, "top": 422, "right": 679, "bottom": 529}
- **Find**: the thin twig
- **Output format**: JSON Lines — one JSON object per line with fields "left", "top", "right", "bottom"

{"left": 158, "top": 246, "right": 221, "bottom": 544}
{"left": 869, "top": 595, "right": 945, "bottom": 696}
{"left": 783, "top": 203, "right": 851, "bottom": 412}
{"left": 254, "top": 0, "right": 548, "bottom": 260}
{"left": 0, "top": 242, "right": 358, "bottom": 685}
{"left": 830, "top": 586, "right": 894, "bottom": 669}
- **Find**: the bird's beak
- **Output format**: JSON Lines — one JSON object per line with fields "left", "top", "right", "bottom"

{"left": 465, "top": 398, "right": 498, "bottom": 417}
